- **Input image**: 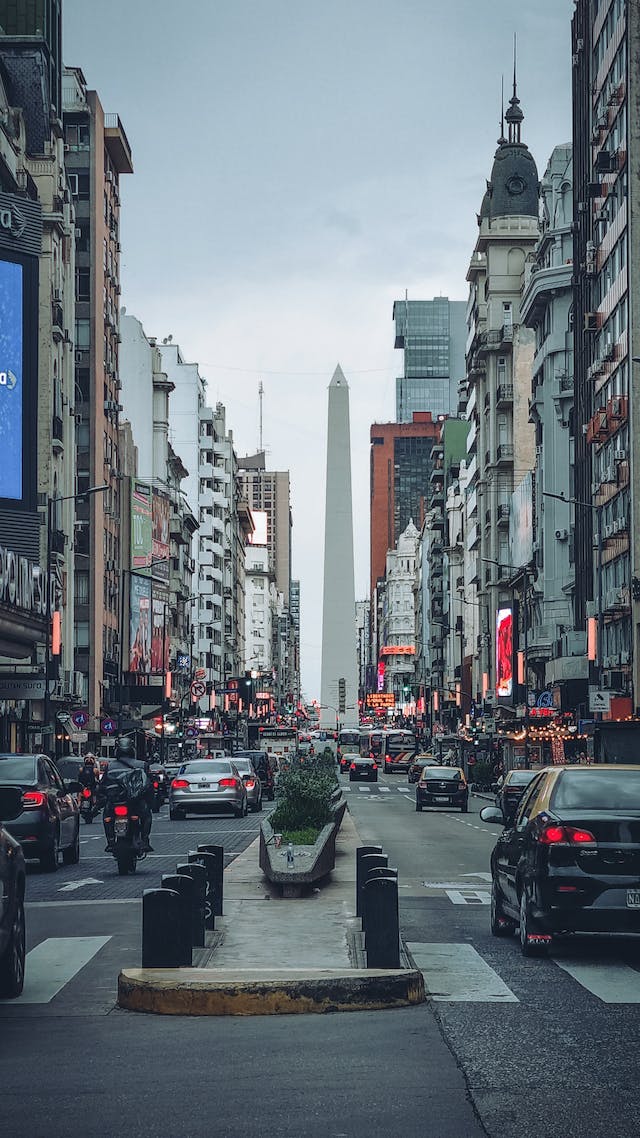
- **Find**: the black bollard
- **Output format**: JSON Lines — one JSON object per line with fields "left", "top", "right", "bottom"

{"left": 355, "top": 845, "right": 384, "bottom": 917}
{"left": 188, "top": 851, "right": 216, "bottom": 930}
{"left": 363, "top": 873, "right": 400, "bottom": 969}
{"left": 176, "top": 862, "right": 206, "bottom": 947}
{"left": 197, "top": 844, "right": 224, "bottom": 915}
{"left": 142, "top": 888, "right": 182, "bottom": 968}
{"left": 161, "top": 873, "right": 193, "bottom": 966}
{"left": 358, "top": 852, "right": 388, "bottom": 923}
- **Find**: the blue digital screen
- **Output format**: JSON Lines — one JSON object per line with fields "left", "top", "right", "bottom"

{"left": 0, "top": 258, "right": 23, "bottom": 501}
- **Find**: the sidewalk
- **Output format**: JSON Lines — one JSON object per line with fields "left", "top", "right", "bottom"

{"left": 118, "top": 807, "right": 425, "bottom": 1015}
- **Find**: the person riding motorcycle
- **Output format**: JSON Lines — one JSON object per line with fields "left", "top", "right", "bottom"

{"left": 78, "top": 754, "right": 98, "bottom": 794}
{"left": 100, "top": 737, "right": 154, "bottom": 853}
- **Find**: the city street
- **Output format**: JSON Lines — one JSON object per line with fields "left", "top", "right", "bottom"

{"left": 1, "top": 783, "right": 639, "bottom": 1136}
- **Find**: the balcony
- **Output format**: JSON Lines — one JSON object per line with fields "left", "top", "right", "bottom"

{"left": 496, "top": 443, "right": 514, "bottom": 465}
{"left": 52, "top": 414, "right": 64, "bottom": 453}
{"left": 496, "top": 384, "right": 514, "bottom": 407}
{"left": 497, "top": 503, "right": 510, "bottom": 525}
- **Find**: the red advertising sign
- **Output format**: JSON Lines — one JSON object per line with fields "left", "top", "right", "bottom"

{"left": 496, "top": 607, "right": 513, "bottom": 700}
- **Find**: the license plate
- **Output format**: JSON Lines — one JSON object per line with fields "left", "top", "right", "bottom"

{"left": 434, "top": 796, "right": 449, "bottom": 803}
{"left": 114, "top": 821, "right": 127, "bottom": 835}
{"left": 626, "top": 890, "right": 640, "bottom": 908}
{"left": 198, "top": 783, "right": 211, "bottom": 789}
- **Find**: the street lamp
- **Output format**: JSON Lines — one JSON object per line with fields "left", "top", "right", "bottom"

{"left": 45, "top": 484, "right": 110, "bottom": 750}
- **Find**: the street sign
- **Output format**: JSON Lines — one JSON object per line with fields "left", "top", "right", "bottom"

{"left": 101, "top": 717, "right": 116, "bottom": 735}
{"left": 194, "top": 667, "right": 206, "bottom": 680}
{"left": 589, "top": 689, "right": 611, "bottom": 713}
{"left": 69, "top": 731, "right": 88, "bottom": 744}
{"left": 190, "top": 680, "right": 206, "bottom": 700}
{"left": 71, "top": 709, "right": 89, "bottom": 729}
{"left": 185, "top": 726, "right": 198, "bottom": 738}
{"left": 176, "top": 653, "right": 190, "bottom": 671}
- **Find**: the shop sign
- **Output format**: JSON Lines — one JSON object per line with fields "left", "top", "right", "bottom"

{"left": 0, "top": 674, "right": 46, "bottom": 699}
{"left": 0, "top": 545, "right": 46, "bottom": 616}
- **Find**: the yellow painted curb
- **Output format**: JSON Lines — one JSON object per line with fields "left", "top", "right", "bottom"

{"left": 118, "top": 967, "right": 425, "bottom": 1016}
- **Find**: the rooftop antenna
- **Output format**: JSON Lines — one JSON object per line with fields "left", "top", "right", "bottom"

{"left": 498, "top": 75, "right": 506, "bottom": 144}
{"left": 258, "top": 380, "right": 264, "bottom": 452}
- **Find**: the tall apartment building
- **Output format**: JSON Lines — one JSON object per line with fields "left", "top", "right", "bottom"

{"left": 62, "top": 66, "right": 133, "bottom": 724}
{"left": 376, "top": 520, "right": 419, "bottom": 702}
{"left": 464, "top": 80, "right": 538, "bottom": 705}
{"left": 369, "top": 412, "right": 442, "bottom": 599}
{"left": 394, "top": 297, "right": 466, "bottom": 421}
{"left": 572, "top": 0, "right": 637, "bottom": 716}
{"left": 237, "top": 452, "right": 292, "bottom": 599}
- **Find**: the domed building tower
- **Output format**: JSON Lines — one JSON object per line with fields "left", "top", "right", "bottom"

{"left": 462, "top": 67, "right": 540, "bottom": 717}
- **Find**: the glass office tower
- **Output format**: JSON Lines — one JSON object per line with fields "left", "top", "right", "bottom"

{"left": 394, "top": 297, "right": 466, "bottom": 421}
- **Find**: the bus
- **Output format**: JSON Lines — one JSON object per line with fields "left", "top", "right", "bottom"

{"left": 383, "top": 729, "right": 416, "bottom": 773}
{"left": 337, "top": 729, "right": 361, "bottom": 771}
{"left": 360, "top": 729, "right": 386, "bottom": 760}
{"left": 256, "top": 726, "right": 298, "bottom": 767}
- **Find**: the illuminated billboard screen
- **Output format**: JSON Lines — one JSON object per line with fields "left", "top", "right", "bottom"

{"left": 129, "top": 574, "right": 151, "bottom": 674}
{"left": 151, "top": 585, "right": 169, "bottom": 674}
{"left": 496, "top": 607, "right": 514, "bottom": 700}
{"left": 131, "top": 482, "right": 152, "bottom": 570}
{"left": 0, "top": 257, "right": 24, "bottom": 500}
{"left": 152, "top": 488, "right": 170, "bottom": 581}
{"left": 249, "top": 510, "right": 268, "bottom": 546}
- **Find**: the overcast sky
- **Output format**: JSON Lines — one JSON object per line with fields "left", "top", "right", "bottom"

{"left": 63, "top": 0, "right": 574, "bottom": 699}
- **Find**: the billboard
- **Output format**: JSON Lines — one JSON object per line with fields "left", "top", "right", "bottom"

{"left": 152, "top": 488, "right": 170, "bottom": 581}
{"left": 0, "top": 258, "right": 23, "bottom": 500}
{"left": 249, "top": 509, "right": 268, "bottom": 546}
{"left": 129, "top": 574, "right": 151, "bottom": 673}
{"left": 510, "top": 472, "right": 534, "bottom": 570}
{"left": 151, "top": 585, "right": 169, "bottom": 674}
{"left": 131, "top": 482, "right": 152, "bottom": 570}
{"left": 496, "top": 607, "right": 514, "bottom": 701}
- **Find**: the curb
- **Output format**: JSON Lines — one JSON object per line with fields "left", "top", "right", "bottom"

{"left": 117, "top": 966, "right": 425, "bottom": 1016}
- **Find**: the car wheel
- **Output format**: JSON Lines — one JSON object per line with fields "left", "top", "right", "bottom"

{"left": 169, "top": 808, "right": 184, "bottom": 821}
{"left": 62, "top": 823, "right": 81, "bottom": 866}
{"left": 253, "top": 795, "right": 263, "bottom": 813}
{"left": 0, "top": 895, "right": 25, "bottom": 998}
{"left": 244, "top": 796, "right": 249, "bottom": 817}
{"left": 460, "top": 800, "right": 468, "bottom": 813}
{"left": 349, "top": 774, "right": 355, "bottom": 782}
{"left": 519, "top": 889, "right": 551, "bottom": 958}
{"left": 415, "top": 799, "right": 423, "bottom": 812}
{"left": 40, "top": 829, "right": 59, "bottom": 873}
{"left": 490, "top": 880, "right": 516, "bottom": 937}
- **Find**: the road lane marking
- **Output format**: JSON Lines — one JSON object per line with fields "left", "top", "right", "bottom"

{"left": 554, "top": 959, "right": 640, "bottom": 1003}
{"left": 357, "top": 786, "right": 371, "bottom": 792}
{"left": 378, "top": 786, "right": 391, "bottom": 792}
{"left": 58, "top": 877, "right": 103, "bottom": 892}
{"left": 460, "top": 872, "right": 492, "bottom": 881}
{"left": 408, "top": 942, "right": 518, "bottom": 1003}
{"left": 397, "top": 786, "right": 412, "bottom": 793}
{"left": 2, "top": 936, "right": 111, "bottom": 1004}
{"left": 445, "top": 889, "right": 490, "bottom": 906}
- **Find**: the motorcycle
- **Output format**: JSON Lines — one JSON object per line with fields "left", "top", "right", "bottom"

{"left": 148, "top": 767, "right": 167, "bottom": 813}
{"left": 79, "top": 786, "right": 99, "bottom": 824}
{"left": 107, "top": 801, "right": 147, "bottom": 876}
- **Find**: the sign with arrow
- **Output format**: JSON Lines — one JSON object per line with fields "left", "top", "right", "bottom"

{"left": 58, "top": 878, "right": 103, "bottom": 892}
{"left": 190, "top": 680, "right": 206, "bottom": 700}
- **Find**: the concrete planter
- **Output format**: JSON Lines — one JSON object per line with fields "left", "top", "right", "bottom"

{"left": 259, "top": 795, "right": 346, "bottom": 898}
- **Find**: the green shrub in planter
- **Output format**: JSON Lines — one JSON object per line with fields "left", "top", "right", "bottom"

{"left": 270, "top": 764, "right": 335, "bottom": 833}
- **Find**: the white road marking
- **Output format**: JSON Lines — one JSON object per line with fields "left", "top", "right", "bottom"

{"left": 408, "top": 942, "right": 518, "bottom": 1003}
{"left": 554, "top": 958, "right": 640, "bottom": 1003}
{"left": 397, "top": 786, "right": 412, "bottom": 793}
{"left": 58, "top": 877, "right": 104, "bottom": 892}
{"left": 460, "top": 872, "right": 492, "bottom": 881}
{"left": 423, "top": 881, "right": 493, "bottom": 890}
{"left": 378, "top": 786, "right": 391, "bottom": 793}
{"left": 357, "top": 786, "right": 371, "bottom": 792}
{"left": 445, "top": 889, "right": 490, "bottom": 906}
{"left": 2, "top": 936, "right": 111, "bottom": 1004}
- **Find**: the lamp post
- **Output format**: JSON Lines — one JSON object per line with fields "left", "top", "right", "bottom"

{"left": 45, "top": 484, "right": 109, "bottom": 754}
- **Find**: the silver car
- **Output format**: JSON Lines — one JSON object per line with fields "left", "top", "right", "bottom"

{"left": 169, "top": 760, "right": 248, "bottom": 820}
{"left": 231, "top": 757, "right": 262, "bottom": 812}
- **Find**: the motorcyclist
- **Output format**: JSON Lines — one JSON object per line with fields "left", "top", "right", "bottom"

{"left": 100, "top": 736, "right": 154, "bottom": 853}
{"left": 78, "top": 754, "right": 98, "bottom": 793}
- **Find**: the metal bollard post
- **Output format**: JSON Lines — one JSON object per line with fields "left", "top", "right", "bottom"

{"left": 358, "top": 852, "right": 388, "bottom": 925}
{"left": 197, "top": 844, "right": 224, "bottom": 915}
{"left": 363, "top": 873, "right": 400, "bottom": 969}
{"left": 161, "top": 874, "right": 193, "bottom": 966}
{"left": 355, "top": 846, "right": 384, "bottom": 917}
{"left": 188, "top": 851, "right": 216, "bottom": 930}
{"left": 176, "top": 862, "right": 206, "bottom": 947}
{"left": 142, "top": 888, "right": 182, "bottom": 968}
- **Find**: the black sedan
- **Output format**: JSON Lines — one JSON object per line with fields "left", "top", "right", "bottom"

{"left": 495, "top": 769, "right": 539, "bottom": 823}
{"left": 481, "top": 764, "right": 640, "bottom": 957}
{"left": 416, "top": 767, "right": 468, "bottom": 812}
{"left": 0, "top": 785, "right": 26, "bottom": 997}
{"left": 348, "top": 756, "right": 378, "bottom": 782}
{"left": 0, "top": 754, "right": 81, "bottom": 871}
{"left": 407, "top": 754, "right": 440, "bottom": 784}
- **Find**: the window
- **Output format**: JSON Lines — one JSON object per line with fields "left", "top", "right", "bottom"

{"left": 75, "top": 318, "right": 90, "bottom": 349}
{"left": 76, "top": 268, "right": 90, "bottom": 302}
{"left": 75, "top": 620, "right": 90, "bottom": 648}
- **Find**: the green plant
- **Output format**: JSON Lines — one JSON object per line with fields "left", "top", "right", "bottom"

{"left": 270, "top": 764, "right": 335, "bottom": 833}
{"left": 280, "top": 826, "right": 322, "bottom": 845}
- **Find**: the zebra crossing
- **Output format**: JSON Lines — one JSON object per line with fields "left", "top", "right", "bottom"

{"left": 0, "top": 936, "right": 111, "bottom": 1005}
{"left": 408, "top": 941, "right": 640, "bottom": 1005}
{"left": 342, "top": 783, "right": 413, "bottom": 796}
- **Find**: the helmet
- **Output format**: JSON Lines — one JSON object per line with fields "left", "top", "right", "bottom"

{"left": 115, "top": 735, "right": 136, "bottom": 759}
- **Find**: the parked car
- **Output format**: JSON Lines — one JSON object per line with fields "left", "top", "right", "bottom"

{"left": 231, "top": 757, "right": 263, "bottom": 811}
{"left": 169, "top": 759, "right": 248, "bottom": 820}
{"left": 495, "top": 769, "right": 539, "bottom": 823}
{"left": 407, "top": 754, "right": 441, "bottom": 784}
{"left": 481, "top": 764, "right": 640, "bottom": 957}
{"left": 0, "top": 754, "right": 81, "bottom": 871}
{"left": 233, "top": 750, "right": 276, "bottom": 801}
{"left": 0, "top": 785, "right": 26, "bottom": 998}
{"left": 415, "top": 766, "right": 468, "bottom": 812}
{"left": 348, "top": 756, "right": 378, "bottom": 783}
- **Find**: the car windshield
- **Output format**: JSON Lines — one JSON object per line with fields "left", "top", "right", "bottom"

{"left": 181, "top": 761, "right": 232, "bottom": 776}
{"left": 552, "top": 769, "right": 640, "bottom": 811}
{"left": 506, "top": 771, "right": 537, "bottom": 786}
{"left": 233, "top": 760, "right": 253, "bottom": 774}
{"left": 0, "top": 756, "right": 37, "bottom": 782}
{"left": 424, "top": 768, "right": 463, "bottom": 780}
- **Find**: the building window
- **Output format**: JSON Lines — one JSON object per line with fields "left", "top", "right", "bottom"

{"left": 75, "top": 319, "right": 90, "bottom": 349}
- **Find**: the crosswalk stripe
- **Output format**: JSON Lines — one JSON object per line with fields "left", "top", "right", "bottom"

{"left": 408, "top": 942, "right": 518, "bottom": 1003}
{"left": 445, "top": 889, "right": 490, "bottom": 906}
{"left": 2, "top": 936, "right": 111, "bottom": 1005}
{"left": 357, "top": 786, "right": 370, "bottom": 792}
{"left": 378, "top": 786, "right": 391, "bottom": 793}
{"left": 554, "top": 958, "right": 640, "bottom": 1003}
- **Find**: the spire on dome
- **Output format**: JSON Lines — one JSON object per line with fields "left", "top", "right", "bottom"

{"left": 497, "top": 74, "right": 506, "bottom": 145}
{"left": 505, "top": 33, "right": 524, "bottom": 143}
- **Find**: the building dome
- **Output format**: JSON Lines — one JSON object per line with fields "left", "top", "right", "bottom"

{"left": 479, "top": 80, "right": 539, "bottom": 222}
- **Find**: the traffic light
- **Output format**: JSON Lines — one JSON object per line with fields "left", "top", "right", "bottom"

{"left": 338, "top": 677, "right": 346, "bottom": 714}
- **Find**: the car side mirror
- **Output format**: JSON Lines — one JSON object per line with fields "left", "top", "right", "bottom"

{"left": 0, "top": 785, "right": 25, "bottom": 822}
{"left": 479, "top": 806, "right": 508, "bottom": 826}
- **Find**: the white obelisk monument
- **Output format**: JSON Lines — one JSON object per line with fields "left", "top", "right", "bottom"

{"left": 320, "top": 365, "right": 359, "bottom": 730}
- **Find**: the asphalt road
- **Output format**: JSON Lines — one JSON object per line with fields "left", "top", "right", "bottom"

{"left": 2, "top": 776, "right": 640, "bottom": 1137}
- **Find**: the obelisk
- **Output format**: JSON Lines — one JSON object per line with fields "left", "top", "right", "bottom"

{"left": 320, "top": 365, "right": 358, "bottom": 730}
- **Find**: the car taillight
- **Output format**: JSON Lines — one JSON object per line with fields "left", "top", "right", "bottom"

{"left": 22, "top": 790, "right": 46, "bottom": 808}
{"left": 539, "top": 824, "right": 596, "bottom": 845}
{"left": 219, "top": 778, "right": 237, "bottom": 788}
{"left": 244, "top": 779, "right": 255, "bottom": 789}
{"left": 171, "top": 778, "right": 189, "bottom": 789}
{"left": 82, "top": 787, "right": 92, "bottom": 798}
{"left": 372, "top": 763, "right": 377, "bottom": 770}
{"left": 350, "top": 762, "right": 356, "bottom": 770}
{"left": 114, "top": 804, "right": 128, "bottom": 817}
{"left": 153, "top": 780, "right": 159, "bottom": 788}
